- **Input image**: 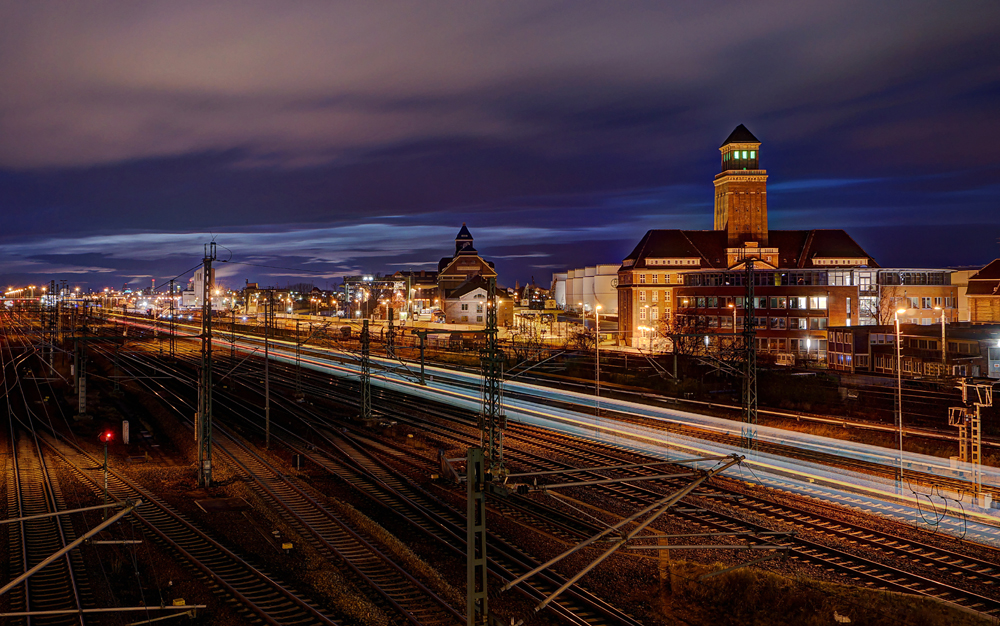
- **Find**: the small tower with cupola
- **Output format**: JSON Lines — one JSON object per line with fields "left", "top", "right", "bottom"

{"left": 714, "top": 124, "right": 768, "bottom": 246}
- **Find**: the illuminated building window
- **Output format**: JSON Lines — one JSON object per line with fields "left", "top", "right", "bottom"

{"left": 639, "top": 291, "right": 646, "bottom": 302}
{"left": 652, "top": 291, "right": 658, "bottom": 302}
{"left": 742, "top": 150, "right": 747, "bottom": 158}
{"left": 750, "top": 151, "right": 755, "bottom": 158}
{"left": 639, "top": 308, "right": 646, "bottom": 320}
{"left": 639, "top": 274, "right": 646, "bottom": 283}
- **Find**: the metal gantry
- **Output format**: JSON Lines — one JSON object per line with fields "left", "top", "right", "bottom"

{"left": 741, "top": 256, "right": 758, "bottom": 452}
{"left": 949, "top": 379, "right": 994, "bottom": 502}
{"left": 479, "top": 277, "right": 506, "bottom": 477}
{"left": 197, "top": 242, "right": 216, "bottom": 487}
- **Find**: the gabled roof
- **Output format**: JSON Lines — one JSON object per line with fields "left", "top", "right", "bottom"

{"left": 448, "top": 276, "right": 489, "bottom": 299}
{"left": 721, "top": 124, "right": 760, "bottom": 147}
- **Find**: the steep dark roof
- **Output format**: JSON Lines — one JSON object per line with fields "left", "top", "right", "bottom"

{"left": 721, "top": 124, "right": 760, "bottom": 147}
{"left": 456, "top": 223, "right": 473, "bottom": 240}
{"left": 619, "top": 228, "right": 878, "bottom": 271}
{"left": 966, "top": 282, "right": 1000, "bottom": 296}
{"left": 970, "top": 259, "right": 1000, "bottom": 281}
{"left": 621, "top": 230, "right": 719, "bottom": 267}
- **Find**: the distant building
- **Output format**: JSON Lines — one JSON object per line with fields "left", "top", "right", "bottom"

{"left": 615, "top": 125, "right": 962, "bottom": 363}
{"left": 966, "top": 259, "right": 1000, "bottom": 323}
{"left": 828, "top": 323, "right": 1000, "bottom": 379}
{"left": 443, "top": 275, "right": 514, "bottom": 326}
{"left": 618, "top": 125, "right": 877, "bottom": 359}
{"left": 437, "top": 223, "right": 497, "bottom": 293}
{"left": 551, "top": 265, "right": 619, "bottom": 315}
{"left": 181, "top": 267, "right": 218, "bottom": 309}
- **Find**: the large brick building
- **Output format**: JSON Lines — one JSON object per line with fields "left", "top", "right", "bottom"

{"left": 618, "top": 125, "right": 880, "bottom": 361}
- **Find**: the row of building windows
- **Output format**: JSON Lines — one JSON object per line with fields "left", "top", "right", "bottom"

{"left": 678, "top": 315, "right": 828, "bottom": 330}
{"left": 638, "top": 273, "right": 683, "bottom": 284}
{"left": 638, "top": 307, "right": 669, "bottom": 321}
{"left": 899, "top": 296, "right": 954, "bottom": 309}
{"left": 459, "top": 303, "right": 484, "bottom": 312}
{"left": 680, "top": 295, "right": 829, "bottom": 310}
{"left": 725, "top": 150, "right": 756, "bottom": 161}
{"left": 638, "top": 290, "right": 672, "bottom": 302}
{"left": 684, "top": 270, "right": 831, "bottom": 287}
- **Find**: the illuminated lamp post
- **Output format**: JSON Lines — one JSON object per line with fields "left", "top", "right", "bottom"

{"left": 595, "top": 304, "right": 602, "bottom": 399}
{"left": 895, "top": 307, "right": 906, "bottom": 490}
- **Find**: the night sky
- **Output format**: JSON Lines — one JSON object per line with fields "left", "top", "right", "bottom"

{"left": 2, "top": 2, "right": 999, "bottom": 292}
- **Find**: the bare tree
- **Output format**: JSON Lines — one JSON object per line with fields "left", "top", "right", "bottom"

{"left": 859, "top": 284, "right": 903, "bottom": 325}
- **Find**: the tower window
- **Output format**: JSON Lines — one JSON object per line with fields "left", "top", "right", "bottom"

{"left": 750, "top": 150, "right": 755, "bottom": 159}
{"left": 742, "top": 150, "right": 748, "bottom": 159}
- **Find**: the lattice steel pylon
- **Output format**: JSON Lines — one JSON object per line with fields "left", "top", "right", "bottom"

{"left": 741, "top": 256, "right": 758, "bottom": 452}
{"left": 360, "top": 319, "right": 372, "bottom": 421}
{"left": 479, "top": 277, "right": 506, "bottom": 477}
{"left": 949, "top": 379, "right": 993, "bottom": 498}
{"left": 197, "top": 242, "right": 216, "bottom": 487}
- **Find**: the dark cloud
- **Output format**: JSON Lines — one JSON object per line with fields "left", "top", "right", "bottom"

{"left": 1, "top": 1, "right": 999, "bottom": 288}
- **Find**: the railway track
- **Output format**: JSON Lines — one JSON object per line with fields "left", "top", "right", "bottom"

{"left": 1, "top": 312, "right": 90, "bottom": 625}
{"left": 119, "top": 345, "right": 646, "bottom": 626}
{"left": 359, "top": 396, "right": 1000, "bottom": 619}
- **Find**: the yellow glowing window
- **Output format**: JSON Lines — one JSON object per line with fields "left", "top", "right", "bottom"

{"left": 750, "top": 151, "right": 755, "bottom": 158}
{"left": 742, "top": 151, "right": 747, "bottom": 159}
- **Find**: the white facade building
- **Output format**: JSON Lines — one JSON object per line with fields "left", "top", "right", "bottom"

{"left": 552, "top": 264, "right": 619, "bottom": 315}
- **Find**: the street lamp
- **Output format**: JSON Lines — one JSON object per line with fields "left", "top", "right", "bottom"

{"left": 934, "top": 306, "right": 946, "bottom": 369}
{"left": 595, "top": 304, "right": 602, "bottom": 400}
{"left": 728, "top": 302, "right": 736, "bottom": 331}
{"left": 894, "top": 307, "right": 906, "bottom": 489}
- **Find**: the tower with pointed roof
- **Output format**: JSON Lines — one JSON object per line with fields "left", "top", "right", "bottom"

{"left": 714, "top": 124, "right": 768, "bottom": 246}
{"left": 455, "top": 222, "right": 475, "bottom": 255}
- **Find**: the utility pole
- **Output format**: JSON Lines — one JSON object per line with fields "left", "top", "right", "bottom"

{"left": 294, "top": 319, "right": 305, "bottom": 402}
{"left": 197, "top": 242, "right": 216, "bottom": 487}
{"left": 386, "top": 306, "right": 395, "bottom": 358}
{"left": 480, "top": 277, "right": 506, "bottom": 477}
{"left": 466, "top": 447, "right": 488, "bottom": 626}
{"left": 168, "top": 280, "right": 176, "bottom": 358}
{"left": 360, "top": 319, "right": 372, "bottom": 422}
{"left": 413, "top": 329, "right": 429, "bottom": 385}
{"left": 741, "top": 256, "right": 758, "bottom": 453}
{"left": 264, "top": 290, "right": 271, "bottom": 448}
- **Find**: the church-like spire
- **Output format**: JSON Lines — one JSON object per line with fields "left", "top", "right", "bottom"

{"left": 455, "top": 222, "right": 476, "bottom": 255}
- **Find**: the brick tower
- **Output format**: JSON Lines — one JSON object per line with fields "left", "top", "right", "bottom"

{"left": 714, "top": 124, "right": 768, "bottom": 246}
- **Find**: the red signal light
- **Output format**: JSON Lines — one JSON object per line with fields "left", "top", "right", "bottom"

{"left": 99, "top": 431, "right": 114, "bottom": 443}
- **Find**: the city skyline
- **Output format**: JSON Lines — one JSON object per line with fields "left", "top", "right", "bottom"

{"left": 2, "top": 2, "right": 999, "bottom": 290}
